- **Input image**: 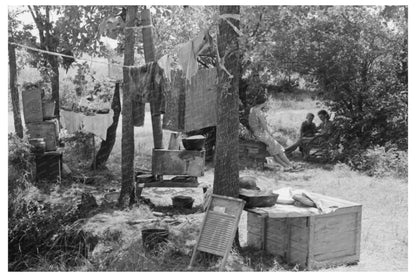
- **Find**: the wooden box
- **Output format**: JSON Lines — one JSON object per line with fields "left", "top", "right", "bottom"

{"left": 36, "top": 151, "right": 62, "bottom": 181}
{"left": 26, "top": 119, "right": 59, "bottom": 151}
{"left": 247, "top": 194, "right": 362, "bottom": 270}
{"left": 239, "top": 139, "right": 267, "bottom": 169}
{"left": 22, "top": 87, "right": 43, "bottom": 123}
{"left": 152, "top": 149, "right": 205, "bottom": 177}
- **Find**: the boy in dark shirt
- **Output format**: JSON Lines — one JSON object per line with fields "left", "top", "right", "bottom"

{"left": 285, "top": 113, "right": 317, "bottom": 154}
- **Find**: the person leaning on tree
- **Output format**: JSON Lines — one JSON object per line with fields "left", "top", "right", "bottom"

{"left": 248, "top": 93, "right": 300, "bottom": 171}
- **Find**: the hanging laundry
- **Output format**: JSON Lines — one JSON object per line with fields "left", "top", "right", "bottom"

{"left": 82, "top": 110, "right": 114, "bottom": 140}
{"left": 60, "top": 109, "right": 114, "bottom": 140}
{"left": 133, "top": 99, "right": 145, "bottom": 127}
{"left": 157, "top": 54, "right": 172, "bottom": 83}
{"left": 61, "top": 109, "right": 83, "bottom": 134}
{"left": 177, "top": 30, "right": 213, "bottom": 83}
{"left": 129, "top": 62, "right": 168, "bottom": 126}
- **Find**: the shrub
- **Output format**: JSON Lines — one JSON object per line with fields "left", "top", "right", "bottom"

{"left": 8, "top": 187, "right": 98, "bottom": 271}
{"left": 8, "top": 133, "right": 35, "bottom": 193}
{"left": 347, "top": 144, "right": 407, "bottom": 178}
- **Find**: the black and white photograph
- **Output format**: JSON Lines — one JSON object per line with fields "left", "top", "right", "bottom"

{"left": 5, "top": 1, "right": 411, "bottom": 273}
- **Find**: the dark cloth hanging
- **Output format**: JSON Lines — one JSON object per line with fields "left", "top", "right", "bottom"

{"left": 129, "top": 62, "right": 167, "bottom": 127}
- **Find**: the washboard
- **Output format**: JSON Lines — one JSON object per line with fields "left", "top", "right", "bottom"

{"left": 189, "top": 194, "right": 245, "bottom": 271}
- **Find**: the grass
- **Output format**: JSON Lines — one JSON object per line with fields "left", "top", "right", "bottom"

{"left": 9, "top": 66, "right": 408, "bottom": 271}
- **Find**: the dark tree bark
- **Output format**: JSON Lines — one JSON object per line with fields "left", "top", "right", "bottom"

{"left": 141, "top": 7, "right": 163, "bottom": 149}
{"left": 118, "top": 6, "right": 137, "bottom": 208}
{"left": 28, "top": 6, "right": 60, "bottom": 120}
{"left": 91, "top": 82, "right": 121, "bottom": 169}
{"left": 8, "top": 41, "right": 24, "bottom": 138}
{"left": 213, "top": 5, "right": 241, "bottom": 198}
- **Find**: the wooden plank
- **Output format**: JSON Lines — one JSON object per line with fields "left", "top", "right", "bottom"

{"left": 247, "top": 231, "right": 262, "bottom": 249}
{"left": 22, "top": 87, "right": 43, "bottom": 123}
{"left": 289, "top": 247, "right": 308, "bottom": 267}
{"left": 26, "top": 119, "right": 59, "bottom": 151}
{"left": 355, "top": 207, "right": 362, "bottom": 262}
{"left": 184, "top": 68, "right": 217, "bottom": 132}
{"left": 314, "top": 230, "right": 358, "bottom": 254}
{"left": 314, "top": 212, "right": 357, "bottom": 233}
{"left": 265, "top": 238, "right": 286, "bottom": 257}
{"left": 143, "top": 180, "right": 199, "bottom": 188}
{"left": 309, "top": 254, "right": 359, "bottom": 270}
{"left": 314, "top": 247, "right": 356, "bottom": 261}
{"left": 152, "top": 149, "right": 205, "bottom": 176}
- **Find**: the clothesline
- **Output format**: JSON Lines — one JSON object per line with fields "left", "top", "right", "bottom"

{"left": 9, "top": 14, "right": 243, "bottom": 79}
{"left": 9, "top": 42, "right": 141, "bottom": 69}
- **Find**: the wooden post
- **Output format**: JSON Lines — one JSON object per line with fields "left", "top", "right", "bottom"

{"left": 8, "top": 40, "right": 24, "bottom": 138}
{"left": 141, "top": 7, "right": 163, "bottom": 149}
{"left": 119, "top": 6, "right": 137, "bottom": 208}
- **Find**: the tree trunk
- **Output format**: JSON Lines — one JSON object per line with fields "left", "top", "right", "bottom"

{"left": 141, "top": 7, "right": 163, "bottom": 149}
{"left": 118, "top": 6, "right": 137, "bottom": 208}
{"left": 48, "top": 56, "right": 60, "bottom": 119}
{"left": 92, "top": 82, "right": 121, "bottom": 169}
{"left": 8, "top": 42, "right": 24, "bottom": 138}
{"left": 213, "top": 5, "right": 241, "bottom": 198}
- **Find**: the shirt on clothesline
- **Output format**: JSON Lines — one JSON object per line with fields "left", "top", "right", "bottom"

{"left": 128, "top": 62, "right": 168, "bottom": 127}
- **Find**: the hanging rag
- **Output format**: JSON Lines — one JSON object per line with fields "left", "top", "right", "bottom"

{"left": 177, "top": 30, "right": 213, "bottom": 83}
{"left": 82, "top": 110, "right": 114, "bottom": 140}
{"left": 60, "top": 110, "right": 83, "bottom": 133}
{"left": 60, "top": 109, "right": 114, "bottom": 140}
{"left": 157, "top": 54, "right": 172, "bottom": 83}
{"left": 129, "top": 62, "right": 167, "bottom": 126}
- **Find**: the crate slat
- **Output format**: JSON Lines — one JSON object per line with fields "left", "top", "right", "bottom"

{"left": 246, "top": 193, "right": 362, "bottom": 270}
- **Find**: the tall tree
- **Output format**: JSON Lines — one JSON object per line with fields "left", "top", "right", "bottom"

{"left": 8, "top": 44, "right": 24, "bottom": 139}
{"left": 92, "top": 82, "right": 121, "bottom": 169}
{"left": 8, "top": 11, "right": 26, "bottom": 138}
{"left": 28, "top": 6, "right": 61, "bottom": 119}
{"left": 142, "top": 7, "right": 163, "bottom": 149}
{"left": 118, "top": 6, "right": 137, "bottom": 208}
{"left": 213, "top": 6, "right": 241, "bottom": 197}
{"left": 26, "top": 6, "right": 118, "bottom": 119}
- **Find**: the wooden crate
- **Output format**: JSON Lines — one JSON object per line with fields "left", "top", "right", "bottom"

{"left": 22, "top": 87, "right": 43, "bottom": 123}
{"left": 239, "top": 139, "right": 267, "bottom": 169}
{"left": 35, "top": 151, "right": 62, "bottom": 181}
{"left": 152, "top": 149, "right": 205, "bottom": 177}
{"left": 247, "top": 194, "right": 362, "bottom": 270}
{"left": 26, "top": 119, "right": 59, "bottom": 151}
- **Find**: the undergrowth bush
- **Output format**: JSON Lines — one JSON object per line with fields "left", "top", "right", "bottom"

{"left": 8, "top": 133, "right": 35, "bottom": 194}
{"left": 347, "top": 144, "right": 407, "bottom": 178}
{"left": 8, "top": 187, "right": 98, "bottom": 271}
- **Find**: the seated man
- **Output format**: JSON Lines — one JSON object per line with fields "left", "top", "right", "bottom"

{"left": 285, "top": 113, "right": 317, "bottom": 155}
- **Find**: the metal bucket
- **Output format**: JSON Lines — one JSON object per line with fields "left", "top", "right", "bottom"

{"left": 172, "top": 195, "right": 194, "bottom": 209}
{"left": 42, "top": 100, "right": 55, "bottom": 119}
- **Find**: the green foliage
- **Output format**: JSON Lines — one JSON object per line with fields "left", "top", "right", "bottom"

{"left": 8, "top": 133, "right": 35, "bottom": 193}
{"left": 8, "top": 189, "right": 97, "bottom": 271}
{"left": 347, "top": 144, "right": 407, "bottom": 178}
